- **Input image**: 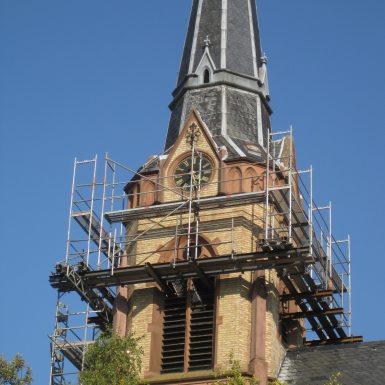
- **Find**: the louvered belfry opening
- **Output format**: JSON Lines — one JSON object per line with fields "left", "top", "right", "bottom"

{"left": 161, "top": 281, "right": 187, "bottom": 374}
{"left": 189, "top": 278, "right": 215, "bottom": 371}
{"left": 161, "top": 278, "right": 215, "bottom": 374}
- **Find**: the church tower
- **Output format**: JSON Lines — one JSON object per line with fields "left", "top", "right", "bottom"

{"left": 116, "top": 1, "right": 295, "bottom": 383}
{"left": 49, "top": 2, "right": 359, "bottom": 385}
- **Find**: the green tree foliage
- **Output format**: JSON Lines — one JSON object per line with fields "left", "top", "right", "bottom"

{"left": 0, "top": 353, "right": 32, "bottom": 385}
{"left": 78, "top": 328, "right": 143, "bottom": 385}
{"left": 212, "top": 354, "right": 259, "bottom": 385}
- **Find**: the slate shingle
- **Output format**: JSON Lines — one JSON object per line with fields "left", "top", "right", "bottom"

{"left": 278, "top": 341, "right": 385, "bottom": 385}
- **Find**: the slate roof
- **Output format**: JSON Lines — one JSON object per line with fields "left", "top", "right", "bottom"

{"left": 177, "top": 0, "right": 263, "bottom": 86}
{"left": 278, "top": 341, "right": 385, "bottom": 385}
{"left": 165, "top": 0, "right": 272, "bottom": 155}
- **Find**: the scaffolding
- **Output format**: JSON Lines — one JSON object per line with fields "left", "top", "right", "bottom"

{"left": 264, "top": 128, "right": 353, "bottom": 341}
{"left": 49, "top": 126, "right": 359, "bottom": 384}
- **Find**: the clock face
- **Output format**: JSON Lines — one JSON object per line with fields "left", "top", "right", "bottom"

{"left": 174, "top": 154, "right": 213, "bottom": 190}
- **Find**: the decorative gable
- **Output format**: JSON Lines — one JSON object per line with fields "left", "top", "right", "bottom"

{"left": 160, "top": 110, "right": 221, "bottom": 202}
{"left": 195, "top": 46, "right": 217, "bottom": 85}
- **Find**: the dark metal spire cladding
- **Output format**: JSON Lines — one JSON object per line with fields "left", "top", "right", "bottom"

{"left": 177, "top": 0, "right": 262, "bottom": 85}
{"left": 165, "top": 0, "right": 272, "bottom": 158}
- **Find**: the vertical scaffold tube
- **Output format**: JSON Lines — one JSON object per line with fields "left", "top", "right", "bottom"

{"left": 86, "top": 156, "right": 98, "bottom": 266}
{"left": 288, "top": 126, "right": 293, "bottom": 241}
{"left": 264, "top": 132, "right": 270, "bottom": 240}
{"left": 65, "top": 158, "right": 77, "bottom": 266}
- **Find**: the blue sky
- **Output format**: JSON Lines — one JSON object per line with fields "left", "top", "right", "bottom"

{"left": 0, "top": 0, "right": 384, "bottom": 383}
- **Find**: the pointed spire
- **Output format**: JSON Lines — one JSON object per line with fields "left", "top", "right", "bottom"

{"left": 177, "top": 0, "right": 264, "bottom": 84}
{"left": 165, "top": 0, "right": 271, "bottom": 157}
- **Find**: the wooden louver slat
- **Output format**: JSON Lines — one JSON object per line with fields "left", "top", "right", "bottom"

{"left": 161, "top": 295, "right": 187, "bottom": 373}
{"left": 188, "top": 280, "right": 214, "bottom": 371}
{"left": 161, "top": 278, "right": 215, "bottom": 373}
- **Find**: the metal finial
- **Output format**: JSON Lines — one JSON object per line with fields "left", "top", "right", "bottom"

{"left": 186, "top": 123, "right": 201, "bottom": 148}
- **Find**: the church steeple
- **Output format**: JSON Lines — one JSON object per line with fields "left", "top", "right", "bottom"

{"left": 165, "top": 0, "right": 271, "bottom": 157}
{"left": 177, "top": 0, "right": 263, "bottom": 85}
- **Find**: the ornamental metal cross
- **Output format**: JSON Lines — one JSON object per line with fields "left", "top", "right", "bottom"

{"left": 186, "top": 123, "right": 201, "bottom": 148}
{"left": 203, "top": 35, "right": 211, "bottom": 48}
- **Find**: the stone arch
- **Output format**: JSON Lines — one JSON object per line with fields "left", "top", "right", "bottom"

{"left": 126, "top": 183, "right": 139, "bottom": 209}
{"left": 228, "top": 167, "right": 243, "bottom": 194}
{"left": 245, "top": 167, "right": 264, "bottom": 192}
{"left": 127, "top": 189, "right": 135, "bottom": 209}
{"left": 157, "top": 235, "right": 217, "bottom": 264}
{"left": 203, "top": 68, "right": 210, "bottom": 84}
{"left": 245, "top": 167, "right": 257, "bottom": 192}
{"left": 140, "top": 180, "right": 156, "bottom": 207}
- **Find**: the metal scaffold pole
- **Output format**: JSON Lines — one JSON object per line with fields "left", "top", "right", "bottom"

{"left": 86, "top": 156, "right": 98, "bottom": 266}
{"left": 310, "top": 165, "right": 313, "bottom": 257}
{"left": 97, "top": 154, "right": 108, "bottom": 270}
{"left": 264, "top": 131, "right": 270, "bottom": 240}
{"left": 81, "top": 303, "right": 91, "bottom": 370}
{"left": 348, "top": 234, "right": 352, "bottom": 337}
{"left": 186, "top": 136, "right": 195, "bottom": 261}
{"left": 65, "top": 158, "right": 77, "bottom": 266}
{"left": 288, "top": 126, "right": 293, "bottom": 242}
{"left": 329, "top": 202, "right": 332, "bottom": 286}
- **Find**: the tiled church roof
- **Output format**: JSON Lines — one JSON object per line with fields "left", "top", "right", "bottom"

{"left": 278, "top": 341, "right": 385, "bottom": 385}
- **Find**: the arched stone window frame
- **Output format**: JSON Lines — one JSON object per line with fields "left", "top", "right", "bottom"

{"left": 155, "top": 234, "right": 218, "bottom": 374}
{"left": 203, "top": 67, "right": 211, "bottom": 84}
{"left": 195, "top": 47, "right": 216, "bottom": 85}
{"left": 140, "top": 180, "right": 156, "bottom": 207}
{"left": 157, "top": 234, "right": 218, "bottom": 264}
{"left": 228, "top": 166, "right": 243, "bottom": 194}
{"left": 245, "top": 167, "right": 265, "bottom": 192}
{"left": 245, "top": 167, "right": 258, "bottom": 192}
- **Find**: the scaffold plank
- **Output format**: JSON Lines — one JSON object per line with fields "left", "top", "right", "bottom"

{"left": 304, "top": 336, "right": 363, "bottom": 347}
{"left": 50, "top": 247, "right": 311, "bottom": 292}
{"left": 105, "top": 192, "right": 266, "bottom": 223}
{"left": 281, "top": 276, "right": 328, "bottom": 341}
{"left": 280, "top": 289, "right": 335, "bottom": 302}
{"left": 281, "top": 308, "right": 344, "bottom": 321}
{"left": 302, "top": 273, "right": 347, "bottom": 339}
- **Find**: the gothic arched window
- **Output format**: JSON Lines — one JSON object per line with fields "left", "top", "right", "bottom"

{"left": 229, "top": 167, "right": 242, "bottom": 194}
{"left": 140, "top": 181, "right": 155, "bottom": 207}
{"left": 160, "top": 235, "right": 216, "bottom": 374}
{"left": 245, "top": 168, "right": 260, "bottom": 192}
{"left": 203, "top": 69, "right": 210, "bottom": 84}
